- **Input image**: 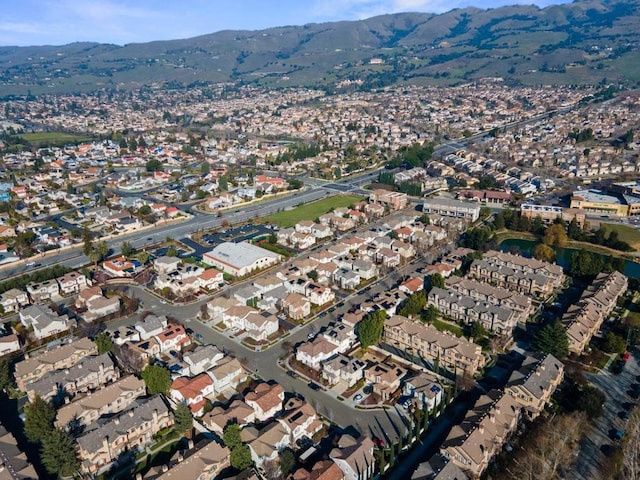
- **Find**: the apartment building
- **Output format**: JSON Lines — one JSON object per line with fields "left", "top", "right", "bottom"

{"left": 26, "top": 352, "right": 118, "bottom": 402}
{"left": 421, "top": 197, "right": 480, "bottom": 221}
{"left": 77, "top": 395, "right": 174, "bottom": 476}
{"left": 520, "top": 204, "right": 586, "bottom": 227}
{"left": 506, "top": 353, "right": 564, "bottom": 420}
{"left": 427, "top": 287, "right": 521, "bottom": 335}
{"left": 15, "top": 337, "right": 97, "bottom": 391}
{"left": 55, "top": 375, "right": 146, "bottom": 428}
{"left": 153, "top": 441, "right": 230, "bottom": 480}
{"left": 563, "top": 271, "right": 627, "bottom": 354}
{"left": 445, "top": 276, "right": 532, "bottom": 315}
{"left": 369, "top": 190, "right": 408, "bottom": 211}
{"left": 384, "top": 315, "right": 485, "bottom": 375}
{"left": 441, "top": 390, "right": 520, "bottom": 479}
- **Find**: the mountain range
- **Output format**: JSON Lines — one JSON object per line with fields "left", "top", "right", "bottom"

{"left": 1, "top": 0, "right": 639, "bottom": 96}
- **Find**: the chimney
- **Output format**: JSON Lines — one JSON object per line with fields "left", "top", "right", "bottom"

{"left": 478, "top": 424, "right": 485, "bottom": 435}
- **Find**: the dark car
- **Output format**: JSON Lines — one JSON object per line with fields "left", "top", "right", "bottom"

{"left": 620, "top": 411, "right": 631, "bottom": 420}
{"left": 308, "top": 382, "right": 321, "bottom": 391}
{"left": 286, "top": 370, "right": 296, "bottom": 377}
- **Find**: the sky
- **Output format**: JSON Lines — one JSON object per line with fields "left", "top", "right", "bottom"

{"left": 0, "top": 0, "right": 570, "bottom": 47}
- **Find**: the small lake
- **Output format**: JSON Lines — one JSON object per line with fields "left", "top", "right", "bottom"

{"left": 499, "top": 238, "right": 640, "bottom": 279}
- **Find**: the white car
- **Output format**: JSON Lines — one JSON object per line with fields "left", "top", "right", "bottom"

{"left": 25, "top": 261, "right": 36, "bottom": 267}
{"left": 354, "top": 394, "right": 363, "bottom": 403}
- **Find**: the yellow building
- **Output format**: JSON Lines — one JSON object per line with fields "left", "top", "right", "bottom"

{"left": 570, "top": 189, "right": 629, "bottom": 216}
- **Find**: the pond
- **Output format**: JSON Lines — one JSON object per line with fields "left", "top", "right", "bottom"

{"left": 499, "top": 238, "right": 640, "bottom": 279}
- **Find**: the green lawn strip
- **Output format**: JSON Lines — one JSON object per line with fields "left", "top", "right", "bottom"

{"left": 601, "top": 222, "right": 640, "bottom": 250}
{"left": 432, "top": 318, "right": 463, "bottom": 337}
{"left": 263, "top": 195, "right": 365, "bottom": 228}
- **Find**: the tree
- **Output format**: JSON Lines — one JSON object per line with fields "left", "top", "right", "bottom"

{"left": 576, "top": 385, "right": 606, "bottom": 419}
{"left": 223, "top": 423, "right": 242, "bottom": 450}
{"left": 544, "top": 223, "right": 568, "bottom": 247}
{"left": 230, "top": 444, "right": 253, "bottom": 470}
{"left": 0, "top": 357, "right": 14, "bottom": 392}
{"left": 121, "top": 241, "right": 135, "bottom": 257}
{"left": 141, "top": 364, "right": 171, "bottom": 395}
{"left": 219, "top": 175, "right": 228, "bottom": 191}
{"left": 139, "top": 204, "right": 152, "bottom": 215}
{"left": 357, "top": 310, "right": 387, "bottom": 349}
{"left": 469, "top": 321, "right": 487, "bottom": 341}
{"left": 174, "top": 402, "right": 193, "bottom": 434}
{"left": 419, "top": 214, "right": 430, "bottom": 225}
{"left": 426, "top": 273, "right": 445, "bottom": 291}
{"left": 23, "top": 395, "right": 55, "bottom": 443}
{"left": 567, "top": 218, "right": 582, "bottom": 240}
{"left": 308, "top": 270, "right": 319, "bottom": 281}
{"left": 40, "top": 428, "right": 78, "bottom": 477}
{"left": 94, "top": 331, "right": 114, "bottom": 355}
{"left": 397, "top": 290, "right": 427, "bottom": 318}
{"left": 533, "top": 243, "right": 556, "bottom": 262}
{"left": 620, "top": 408, "right": 640, "bottom": 480}
{"left": 279, "top": 449, "right": 296, "bottom": 477}
{"left": 533, "top": 321, "right": 569, "bottom": 359}
{"left": 602, "top": 332, "right": 627, "bottom": 354}
{"left": 421, "top": 305, "right": 439, "bottom": 323}
{"left": 82, "top": 227, "right": 93, "bottom": 256}
{"left": 166, "top": 246, "right": 178, "bottom": 257}
{"left": 146, "top": 159, "right": 163, "bottom": 172}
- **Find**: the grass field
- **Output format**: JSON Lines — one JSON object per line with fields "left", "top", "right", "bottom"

{"left": 602, "top": 223, "right": 640, "bottom": 250}
{"left": 263, "top": 195, "right": 365, "bottom": 227}
{"left": 20, "top": 131, "right": 93, "bottom": 145}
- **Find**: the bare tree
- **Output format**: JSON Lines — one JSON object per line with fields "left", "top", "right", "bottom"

{"left": 621, "top": 408, "right": 640, "bottom": 480}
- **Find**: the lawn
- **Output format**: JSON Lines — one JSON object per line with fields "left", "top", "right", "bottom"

{"left": 602, "top": 223, "right": 640, "bottom": 250}
{"left": 19, "top": 131, "right": 94, "bottom": 145}
{"left": 263, "top": 195, "right": 365, "bottom": 227}
{"left": 432, "top": 318, "right": 463, "bottom": 337}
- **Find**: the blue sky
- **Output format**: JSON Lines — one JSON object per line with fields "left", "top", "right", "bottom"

{"left": 1, "top": 0, "right": 570, "bottom": 46}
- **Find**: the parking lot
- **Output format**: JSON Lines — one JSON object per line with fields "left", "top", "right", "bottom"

{"left": 571, "top": 348, "right": 640, "bottom": 479}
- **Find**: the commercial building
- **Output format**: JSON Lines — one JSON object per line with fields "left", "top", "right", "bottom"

{"left": 569, "top": 189, "right": 628, "bottom": 216}
{"left": 520, "top": 204, "right": 586, "bottom": 227}
{"left": 202, "top": 241, "right": 282, "bottom": 277}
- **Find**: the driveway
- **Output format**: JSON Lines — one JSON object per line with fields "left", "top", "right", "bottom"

{"left": 570, "top": 348, "right": 640, "bottom": 479}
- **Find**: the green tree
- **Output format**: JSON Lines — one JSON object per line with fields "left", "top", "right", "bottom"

{"left": 426, "top": 273, "right": 445, "bottom": 291}
{"left": 166, "top": 246, "right": 178, "bottom": 257}
{"left": 94, "top": 331, "right": 114, "bottom": 355}
{"left": 141, "top": 364, "right": 171, "bottom": 395}
{"left": 602, "top": 332, "right": 627, "bottom": 354}
{"left": 308, "top": 270, "right": 319, "bottom": 282}
{"left": 544, "top": 223, "right": 568, "bottom": 247}
{"left": 533, "top": 243, "right": 556, "bottom": 262}
{"left": 230, "top": 444, "right": 253, "bottom": 470}
{"left": 23, "top": 395, "right": 55, "bottom": 443}
{"left": 218, "top": 175, "right": 228, "bottom": 192}
{"left": 174, "top": 402, "right": 194, "bottom": 434}
{"left": 146, "top": 159, "right": 163, "bottom": 172}
{"left": 357, "top": 310, "right": 387, "bottom": 349}
{"left": 139, "top": 204, "right": 152, "bottom": 215}
{"left": 469, "top": 321, "right": 487, "bottom": 341}
{"left": 40, "top": 428, "right": 78, "bottom": 477}
{"left": 279, "top": 449, "right": 296, "bottom": 477}
{"left": 82, "top": 227, "right": 93, "bottom": 256}
{"left": 223, "top": 423, "right": 242, "bottom": 450}
{"left": 576, "top": 385, "right": 606, "bottom": 419}
{"left": 421, "top": 305, "right": 439, "bottom": 323}
{"left": 121, "top": 241, "right": 135, "bottom": 257}
{"left": 419, "top": 214, "right": 430, "bottom": 225}
{"left": 0, "top": 357, "right": 14, "bottom": 392}
{"left": 398, "top": 290, "right": 427, "bottom": 318}
{"left": 567, "top": 218, "right": 582, "bottom": 239}
{"left": 533, "top": 321, "right": 569, "bottom": 359}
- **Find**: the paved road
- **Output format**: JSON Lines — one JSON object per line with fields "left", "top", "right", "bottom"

{"left": 571, "top": 349, "right": 640, "bottom": 479}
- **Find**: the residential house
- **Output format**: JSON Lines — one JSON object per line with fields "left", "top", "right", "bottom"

{"left": 0, "top": 288, "right": 30, "bottom": 313}
{"left": 19, "top": 304, "right": 75, "bottom": 340}
{"left": 26, "top": 279, "right": 60, "bottom": 303}
{"left": 154, "top": 322, "right": 191, "bottom": 353}
{"left": 56, "top": 271, "right": 90, "bottom": 295}
{"left": 55, "top": 375, "right": 146, "bottom": 428}
{"left": 135, "top": 314, "right": 169, "bottom": 340}
{"left": 242, "top": 422, "right": 291, "bottom": 468}
{"left": 282, "top": 293, "right": 311, "bottom": 320}
{"left": 207, "top": 356, "right": 247, "bottom": 393}
{"left": 291, "top": 460, "right": 345, "bottom": 480}
{"left": 245, "top": 382, "right": 285, "bottom": 421}
{"left": 411, "top": 454, "right": 469, "bottom": 480}
{"left": 322, "top": 354, "right": 366, "bottom": 387}
{"left": 76, "top": 395, "right": 174, "bottom": 476}
{"left": 183, "top": 345, "right": 224, "bottom": 376}
{"left": 171, "top": 373, "right": 215, "bottom": 416}
{"left": 369, "top": 190, "right": 408, "bottom": 211}
{"left": 403, "top": 372, "right": 443, "bottom": 412}
{"left": 330, "top": 434, "right": 375, "bottom": 480}
{"left": 278, "top": 397, "right": 323, "bottom": 442}
{"left": 0, "top": 333, "right": 21, "bottom": 357}
{"left": 364, "top": 361, "right": 408, "bottom": 401}
{"left": 153, "top": 441, "right": 230, "bottom": 480}
{"left": 296, "top": 337, "right": 341, "bottom": 370}
{"left": 203, "top": 399, "right": 256, "bottom": 434}
{"left": 198, "top": 268, "right": 224, "bottom": 290}
{"left": 102, "top": 256, "right": 140, "bottom": 277}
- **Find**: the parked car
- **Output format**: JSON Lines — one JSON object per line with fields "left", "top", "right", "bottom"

{"left": 308, "top": 382, "right": 321, "bottom": 391}
{"left": 354, "top": 394, "right": 363, "bottom": 403}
